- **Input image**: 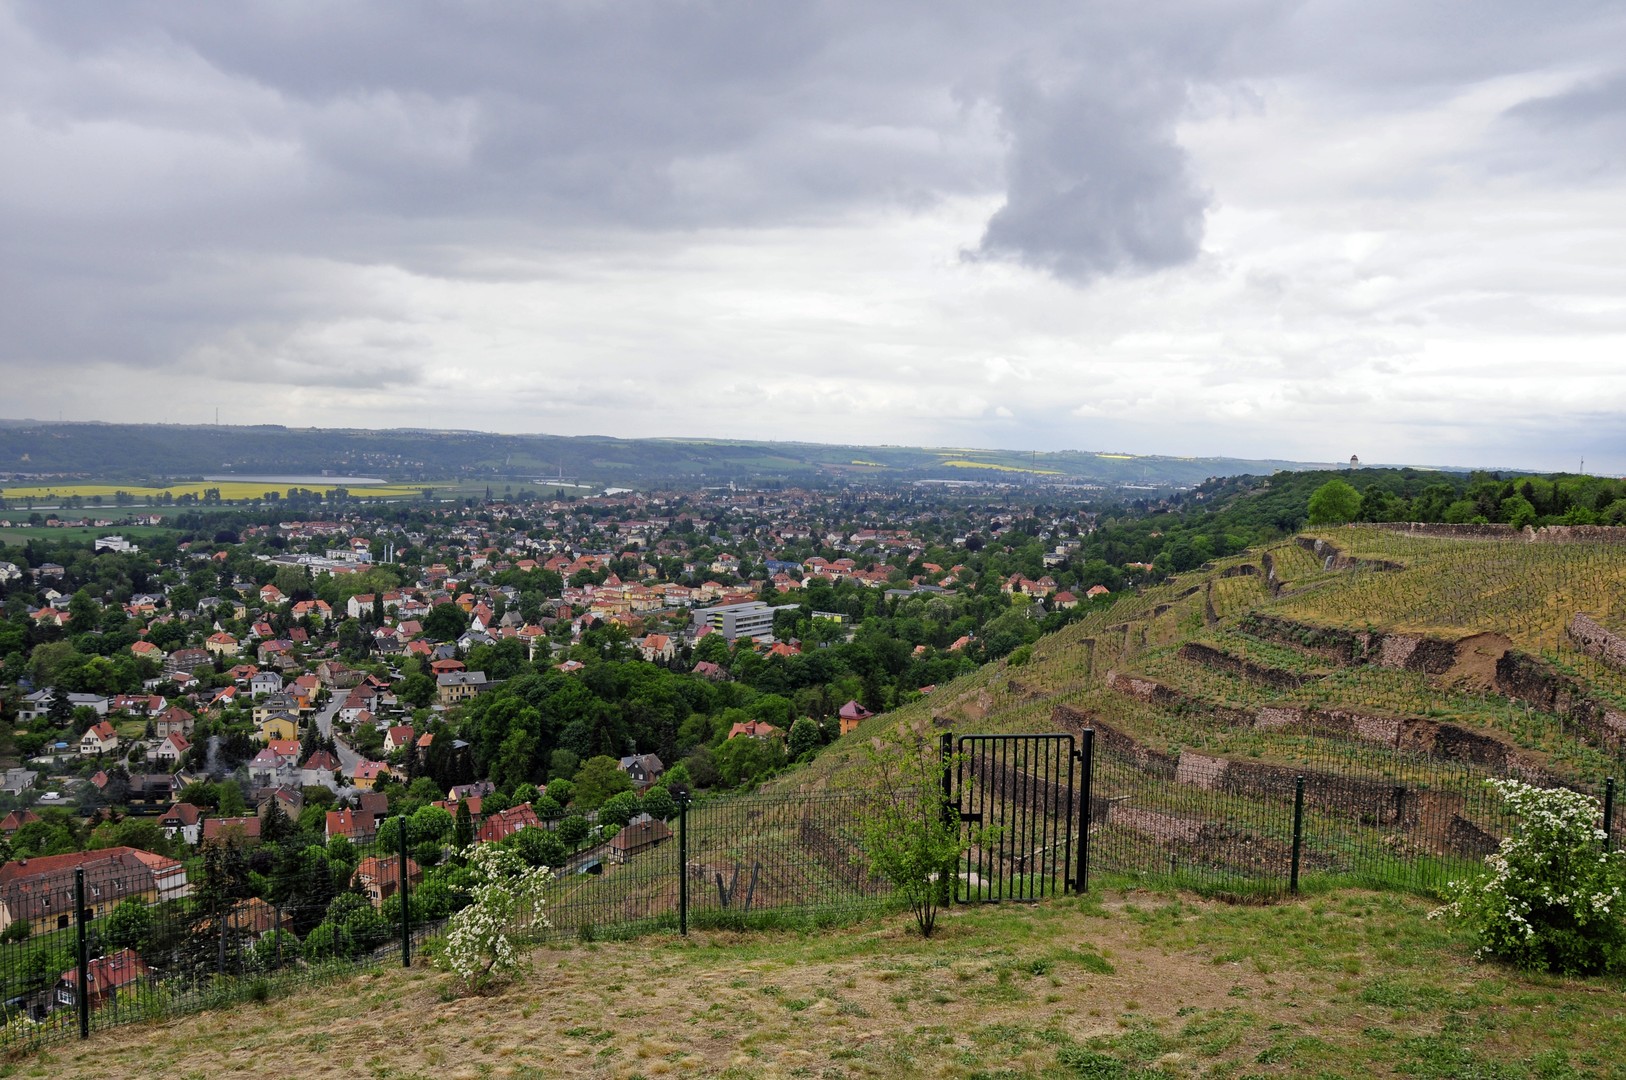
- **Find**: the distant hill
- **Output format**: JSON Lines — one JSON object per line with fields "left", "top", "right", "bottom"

{"left": 0, "top": 421, "right": 1348, "bottom": 489}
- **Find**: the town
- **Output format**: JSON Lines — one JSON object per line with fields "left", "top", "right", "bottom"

{"left": 0, "top": 480, "right": 1135, "bottom": 1019}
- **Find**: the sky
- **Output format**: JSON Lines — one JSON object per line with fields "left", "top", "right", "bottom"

{"left": 4, "top": 1, "right": 1626, "bottom": 472}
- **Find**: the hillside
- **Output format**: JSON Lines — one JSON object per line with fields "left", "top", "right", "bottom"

{"left": 812, "top": 522, "right": 1626, "bottom": 815}
{"left": 27, "top": 890, "right": 1626, "bottom": 1079}
{"left": 0, "top": 421, "right": 1337, "bottom": 489}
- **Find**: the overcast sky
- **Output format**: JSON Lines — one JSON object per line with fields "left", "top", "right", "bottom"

{"left": 5, "top": 1, "right": 1626, "bottom": 472}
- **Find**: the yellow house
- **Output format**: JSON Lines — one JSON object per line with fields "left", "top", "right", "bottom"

{"left": 205, "top": 632, "right": 240, "bottom": 658}
{"left": 352, "top": 761, "right": 391, "bottom": 790}
{"left": 258, "top": 715, "right": 299, "bottom": 744}
{"left": 0, "top": 848, "right": 185, "bottom": 936}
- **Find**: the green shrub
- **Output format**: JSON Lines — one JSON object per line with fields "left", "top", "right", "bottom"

{"left": 1432, "top": 779, "right": 1626, "bottom": 974}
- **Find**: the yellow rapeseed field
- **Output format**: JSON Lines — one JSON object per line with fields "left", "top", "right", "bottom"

{"left": 940, "top": 459, "right": 1063, "bottom": 475}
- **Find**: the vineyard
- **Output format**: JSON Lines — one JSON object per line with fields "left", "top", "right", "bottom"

{"left": 807, "top": 524, "right": 1626, "bottom": 895}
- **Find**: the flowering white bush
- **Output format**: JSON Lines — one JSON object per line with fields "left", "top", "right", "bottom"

{"left": 1432, "top": 779, "right": 1626, "bottom": 974}
{"left": 439, "top": 842, "right": 552, "bottom": 992}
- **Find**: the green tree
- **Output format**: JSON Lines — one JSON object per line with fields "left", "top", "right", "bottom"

{"left": 572, "top": 755, "right": 632, "bottom": 810}
{"left": 857, "top": 717, "right": 994, "bottom": 938}
{"left": 422, "top": 603, "right": 469, "bottom": 642}
{"left": 453, "top": 801, "right": 475, "bottom": 850}
{"left": 104, "top": 896, "right": 154, "bottom": 953}
{"left": 1307, "top": 479, "right": 1362, "bottom": 525}
{"left": 598, "top": 790, "right": 640, "bottom": 828}
{"left": 788, "top": 717, "right": 820, "bottom": 761}
{"left": 640, "top": 785, "right": 677, "bottom": 822}
{"left": 557, "top": 815, "right": 590, "bottom": 850}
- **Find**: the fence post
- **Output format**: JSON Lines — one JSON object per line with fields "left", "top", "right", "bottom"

{"left": 398, "top": 814, "right": 411, "bottom": 968}
{"left": 1605, "top": 777, "right": 1616, "bottom": 853}
{"left": 678, "top": 796, "right": 689, "bottom": 936}
{"left": 1290, "top": 775, "right": 1306, "bottom": 896}
{"left": 1077, "top": 728, "right": 1094, "bottom": 895}
{"left": 74, "top": 867, "right": 89, "bottom": 1040}
{"left": 939, "top": 731, "right": 954, "bottom": 826}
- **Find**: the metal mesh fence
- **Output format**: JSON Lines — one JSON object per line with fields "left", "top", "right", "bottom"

{"left": 0, "top": 741, "right": 1617, "bottom": 1054}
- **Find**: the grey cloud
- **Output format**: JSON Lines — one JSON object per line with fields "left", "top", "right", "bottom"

{"left": 970, "top": 54, "right": 1208, "bottom": 281}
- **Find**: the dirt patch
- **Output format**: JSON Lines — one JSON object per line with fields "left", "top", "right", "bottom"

{"left": 1440, "top": 632, "right": 1512, "bottom": 691}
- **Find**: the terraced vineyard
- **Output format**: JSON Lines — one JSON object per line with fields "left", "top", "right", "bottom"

{"left": 809, "top": 525, "right": 1626, "bottom": 897}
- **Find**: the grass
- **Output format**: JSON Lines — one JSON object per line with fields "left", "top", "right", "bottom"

{"left": 12, "top": 887, "right": 1626, "bottom": 1078}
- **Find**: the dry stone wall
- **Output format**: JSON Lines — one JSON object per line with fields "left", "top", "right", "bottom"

{"left": 1568, "top": 613, "right": 1626, "bottom": 671}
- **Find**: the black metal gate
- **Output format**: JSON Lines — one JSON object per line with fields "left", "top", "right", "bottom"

{"left": 944, "top": 731, "right": 1093, "bottom": 902}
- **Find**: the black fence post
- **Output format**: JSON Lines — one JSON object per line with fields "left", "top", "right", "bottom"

{"left": 1605, "top": 777, "right": 1616, "bottom": 853}
{"left": 678, "top": 798, "right": 688, "bottom": 936}
{"left": 1290, "top": 775, "right": 1306, "bottom": 896}
{"left": 75, "top": 868, "right": 89, "bottom": 1039}
{"left": 1077, "top": 728, "right": 1094, "bottom": 895}
{"left": 939, "top": 731, "right": 954, "bottom": 826}
{"left": 398, "top": 814, "right": 411, "bottom": 968}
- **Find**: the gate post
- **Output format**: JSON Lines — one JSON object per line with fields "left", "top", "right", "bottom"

{"left": 75, "top": 868, "right": 90, "bottom": 1039}
{"left": 1604, "top": 777, "right": 1616, "bottom": 852}
{"left": 1290, "top": 775, "right": 1306, "bottom": 896}
{"left": 678, "top": 792, "right": 689, "bottom": 936}
{"left": 939, "top": 731, "right": 954, "bottom": 826}
{"left": 399, "top": 813, "right": 412, "bottom": 968}
{"left": 1076, "top": 728, "right": 1094, "bottom": 895}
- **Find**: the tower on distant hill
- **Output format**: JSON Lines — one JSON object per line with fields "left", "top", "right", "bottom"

{"left": 1349, "top": 454, "right": 1360, "bottom": 470}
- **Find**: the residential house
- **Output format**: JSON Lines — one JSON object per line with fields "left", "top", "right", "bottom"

{"left": 55, "top": 948, "right": 148, "bottom": 1012}
{"left": 0, "top": 769, "right": 37, "bottom": 796}
{"left": 617, "top": 753, "right": 664, "bottom": 791}
{"left": 202, "top": 817, "right": 262, "bottom": 846}
{"left": 249, "top": 671, "right": 284, "bottom": 697}
{"left": 159, "top": 802, "right": 203, "bottom": 846}
{"left": 352, "top": 760, "right": 391, "bottom": 791}
{"left": 154, "top": 707, "right": 195, "bottom": 740}
{"left": 609, "top": 815, "right": 672, "bottom": 863}
{"left": 258, "top": 713, "right": 299, "bottom": 744}
{"left": 246, "top": 748, "right": 298, "bottom": 789}
{"left": 205, "top": 632, "right": 239, "bottom": 658}
{"left": 436, "top": 671, "right": 490, "bottom": 706}
{"left": 300, "top": 751, "right": 343, "bottom": 791}
{"left": 838, "top": 700, "right": 874, "bottom": 736}
{"left": 0, "top": 848, "right": 188, "bottom": 936}
{"left": 351, "top": 856, "right": 422, "bottom": 910}
{"left": 476, "top": 803, "right": 541, "bottom": 843}
{"left": 79, "top": 722, "right": 120, "bottom": 757}
{"left": 383, "top": 726, "right": 416, "bottom": 755}
{"left": 638, "top": 634, "right": 675, "bottom": 663}
{"left": 19, "top": 690, "right": 108, "bottom": 723}
{"left": 226, "top": 896, "right": 293, "bottom": 938}
{"left": 165, "top": 648, "right": 213, "bottom": 678}
{"left": 151, "top": 733, "right": 191, "bottom": 768}
{"left": 0, "top": 810, "right": 41, "bottom": 834}
{"left": 725, "top": 719, "right": 782, "bottom": 741}
{"left": 325, "top": 808, "right": 376, "bottom": 845}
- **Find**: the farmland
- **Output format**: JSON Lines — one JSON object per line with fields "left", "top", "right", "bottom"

{"left": 0, "top": 481, "right": 431, "bottom": 503}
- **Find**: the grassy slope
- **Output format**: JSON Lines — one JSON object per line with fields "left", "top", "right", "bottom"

{"left": 16, "top": 888, "right": 1625, "bottom": 1079}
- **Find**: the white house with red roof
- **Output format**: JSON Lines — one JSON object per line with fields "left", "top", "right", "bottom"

{"left": 78, "top": 721, "right": 120, "bottom": 757}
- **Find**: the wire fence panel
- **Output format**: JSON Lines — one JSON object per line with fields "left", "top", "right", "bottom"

{"left": 0, "top": 739, "right": 1620, "bottom": 1056}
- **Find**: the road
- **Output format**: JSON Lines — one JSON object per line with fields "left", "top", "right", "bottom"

{"left": 313, "top": 692, "right": 364, "bottom": 773}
